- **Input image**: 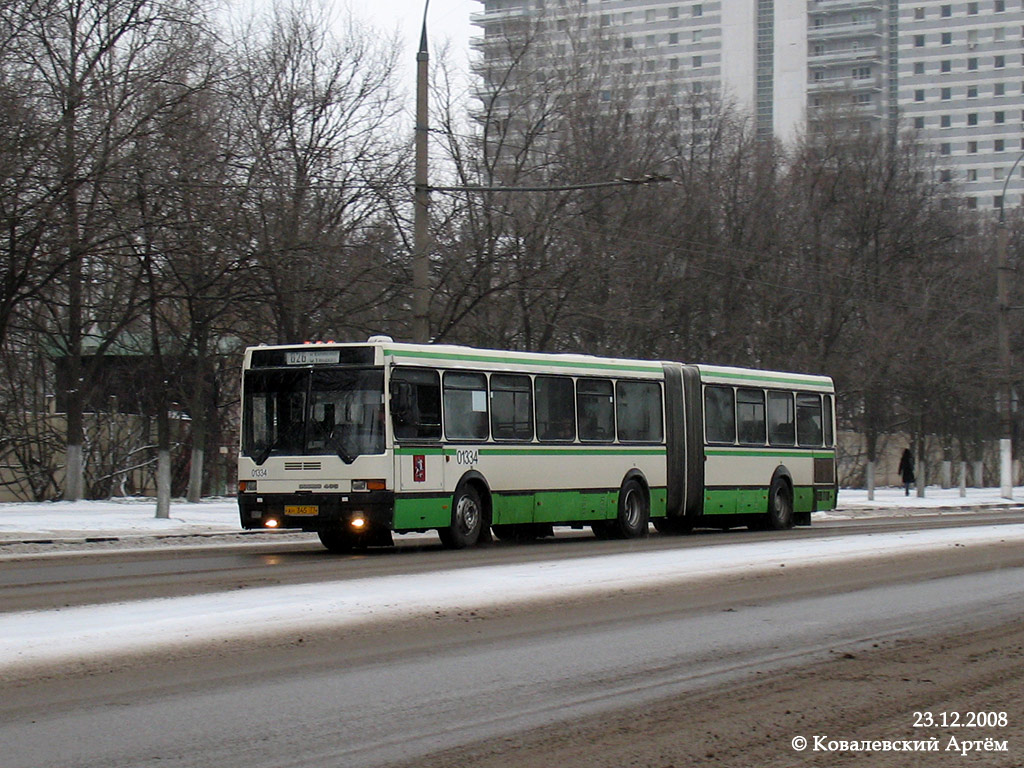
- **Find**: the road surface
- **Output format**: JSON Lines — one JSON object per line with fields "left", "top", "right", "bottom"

{"left": 1, "top": 513, "right": 1022, "bottom": 767}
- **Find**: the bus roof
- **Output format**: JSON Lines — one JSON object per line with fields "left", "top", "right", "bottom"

{"left": 695, "top": 364, "right": 834, "bottom": 392}
{"left": 244, "top": 340, "right": 833, "bottom": 389}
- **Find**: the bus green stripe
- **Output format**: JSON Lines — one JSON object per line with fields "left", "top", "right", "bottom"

{"left": 395, "top": 446, "right": 666, "bottom": 457}
{"left": 383, "top": 348, "right": 661, "bottom": 374}
{"left": 705, "top": 448, "right": 835, "bottom": 458}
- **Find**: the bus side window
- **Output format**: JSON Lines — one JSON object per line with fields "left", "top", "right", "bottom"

{"left": 577, "top": 379, "right": 614, "bottom": 442}
{"left": 617, "top": 380, "right": 663, "bottom": 442}
{"left": 736, "top": 388, "right": 766, "bottom": 445}
{"left": 491, "top": 374, "right": 534, "bottom": 441}
{"left": 823, "top": 394, "right": 834, "bottom": 447}
{"left": 704, "top": 385, "right": 735, "bottom": 444}
{"left": 796, "top": 393, "right": 823, "bottom": 447}
{"left": 536, "top": 376, "right": 576, "bottom": 441}
{"left": 391, "top": 368, "right": 441, "bottom": 440}
{"left": 767, "top": 391, "right": 796, "bottom": 446}
{"left": 444, "top": 372, "right": 489, "bottom": 441}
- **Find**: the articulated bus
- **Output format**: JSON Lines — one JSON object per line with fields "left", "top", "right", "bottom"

{"left": 237, "top": 338, "right": 837, "bottom": 552}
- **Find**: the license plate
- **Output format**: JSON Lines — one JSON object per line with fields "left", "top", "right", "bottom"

{"left": 285, "top": 505, "right": 319, "bottom": 516}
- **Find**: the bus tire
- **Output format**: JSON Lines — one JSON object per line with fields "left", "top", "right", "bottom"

{"left": 653, "top": 517, "right": 694, "bottom": 535}
{"left": 318, "top": 527, "right": 355, "bottom": 553}
{"left": 439, "top": 484, "right": 485, "bottom": 549}
{"left": 767, "top": 478, "right": 794, "bottom": 530}
{"left": 609, "top": 479, "right": 650, "bottom": 539}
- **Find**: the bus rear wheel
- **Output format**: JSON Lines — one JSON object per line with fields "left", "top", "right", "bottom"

{"left": 439, "top": 484, "right": 485, "bottom": 549}
{"left": 608, "top": 479, "right": 650, "bottom": 539}
{"left": 766, "top": 478, "right": 794, "bottom": 530}
{"left": 318, "top": 527, "right": 355, "bottom": 553}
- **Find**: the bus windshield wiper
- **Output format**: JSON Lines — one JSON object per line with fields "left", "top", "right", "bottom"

{"left": 326, "top": 433, "right": 356, "bottom": 465}
{"left": 252, "top": 443, "right": 274, "bottom": 466}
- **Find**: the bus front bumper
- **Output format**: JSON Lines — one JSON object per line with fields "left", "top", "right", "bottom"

{"left": 238, "top": 491, "right": 395, "bottom": 533}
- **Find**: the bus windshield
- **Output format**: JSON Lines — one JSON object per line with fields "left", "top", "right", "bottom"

{"left": 243, "top": 368, "right": 385, "bottom": 464}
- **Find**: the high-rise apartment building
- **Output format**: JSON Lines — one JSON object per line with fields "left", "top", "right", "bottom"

{"left": 471, "top": 0, "right": 1024, "bottom": 208}
{"left": 901, "top": 0, "right": 1024, "bottom": 210}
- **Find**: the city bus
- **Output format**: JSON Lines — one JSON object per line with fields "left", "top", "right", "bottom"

{"left": 237, "top": 338, "right": 837, "bottom": 551}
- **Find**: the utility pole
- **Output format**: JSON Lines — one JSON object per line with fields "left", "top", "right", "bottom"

{"left": 412, "top": 2, "right": 431, "bottom": 344}
{"left": 997, "top": 215, "right": 1012, "bottom": 498}
{"left": 996, "top": 153, "right": 1024, "bottom": 499}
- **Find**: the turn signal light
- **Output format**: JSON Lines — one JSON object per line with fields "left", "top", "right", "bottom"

{"left": 239, "top": 480, "right": 257, "bottom": 492}
{"left": 352, "top": 479, "right": 386, "bottom": 492}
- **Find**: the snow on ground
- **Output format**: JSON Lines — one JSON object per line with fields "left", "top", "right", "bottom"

{"left": 2, "top": 521, "right": 1024, "bottom": 675}
{"left": 0, "top": 487, "right": 1021, "bottom": 675}
{"left": 0, "top": 486, "right": 1020, "bottom": 540}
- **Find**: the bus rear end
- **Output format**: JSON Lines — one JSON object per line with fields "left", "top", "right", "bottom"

{"left": 237, "top": 342, "right": 395, "bottom": 550}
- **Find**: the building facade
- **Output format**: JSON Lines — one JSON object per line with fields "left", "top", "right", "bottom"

{"left": 471, "top": 0, "right": 1024, "bottom": 208}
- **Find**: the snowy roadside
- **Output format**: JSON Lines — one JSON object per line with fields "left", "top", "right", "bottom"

{"left": 0, "top": 487, "right": 1021, "bottom": 551}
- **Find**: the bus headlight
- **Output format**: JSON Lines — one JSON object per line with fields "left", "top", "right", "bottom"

{"left": 239, "top": 480, "right": 258, "bottom": 492}
{"left": 264, "top": 518, "right": 279, "bottom": 529}
{"left": 350, "top": 515, "right": 367, "bottom": 530}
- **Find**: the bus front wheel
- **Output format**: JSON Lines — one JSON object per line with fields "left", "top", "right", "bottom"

{"left": 767, "top": 478, "right": 794, "bottom": 530}
{"left": 439, "top": 484, "right": 485, "bottom": 549}
{"left": 609, "top": 479, "right": 650, "bottom": 539}
{"left": 318, "top": 527, "right": 355, "bottom": 553}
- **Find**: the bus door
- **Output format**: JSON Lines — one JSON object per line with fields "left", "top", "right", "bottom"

{"left": 391, "top": 368, "right": 446, "bottom": 492}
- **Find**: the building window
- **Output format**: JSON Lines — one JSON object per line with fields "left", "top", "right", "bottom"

{"left": 914, "top": 34, "right": 925, "bottom": 47}
{"left": 941, "top": 4, "right": 951, "bottom": 16}
{"left": 693, "top": 29, "right": 703, "bottom": 42}
{"left": 693, "top": 55, "right": 703, "bottom": 67}
{"left": 940, "top": 169, "right": 952, "bottom": 182}
{"left": 915, "top": 89, "right": 925, "bottom": 101}
{"left": 941, "top": 87, "right": 952, "bottom": 100}
{"left": 968, "top": 113, "right": 979, "bottom": 125}
{"left": 996, "top": 56, "right": 1006, "bottom": 68}
{"left": 941, "top": 32, "right": 952, "bottom": 45}
{"left": 941, "top": 60, "right": 952, "bottom": 73}
{"left": 996, "top": 111, "right": 1006, "bottom": 123}
{"left": 669, "top": 32, "right": 679, "bottom": 44}
{"left": 967, "top": 168, "right": 978, "bottom": 181}
{"left": 967, "top": 197, "right": 977, "bottom": 210}
{"left": 693, "top": 3, "right": 703, "bottom": 16}
{"left": 645, "top": 9, "right": 656, "bottom": 22}
{"left": 669, "top": 6, "right": 679, "bottom": 19}
{"left": 914, "top": 6, "right": 925, "bottom": 19}
{"left": 941, "top": 115, "right": 952, "bottom": 127}
{"left": 995, "top": 82, "right": 1006, "bottom": 96}
{"left": 968, "top": 57, "right": 978, "bottom": 70}
{"left": 940, "top": 143, "right": 951, "bottom": 155}
{"left": 967, "top": 1, "right": 978, "bottom": 13}
{"left": 995, "top": 0, "right": 1005, "bottom": 11}
{"left": 969, "top": 141, "right": 978, "bottom": 153}
{"left": 995, "top": 139, "right": 1006, "bottom": 151}
{"left": 995, "top": 167, "right": 1006, "bottom": 181}
{"left": 914, "top": 116, "right": 925, "bottom": 129}
{"left": 669, "top": 58, "right": 679, "bottom": 70}
{"left": 914, "top": 62, "right": 925, "bottom": 74}
{"left": 968, "top": 85, "right": 978, "bottom": 98}
{"left": 994, "top": 195, "right": 1004, "bottom": 209}
{"left": 854, "top": 66, "right": 871, "bottom": 79}
{"left": 623, "top": 37, "right": 633, "bottom": 49}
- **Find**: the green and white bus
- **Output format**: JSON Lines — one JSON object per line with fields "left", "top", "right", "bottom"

{"left": 237, "top": 338, "right": 837, "bottom": 552}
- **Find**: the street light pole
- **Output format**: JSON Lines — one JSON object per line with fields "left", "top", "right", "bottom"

{"left": 412, "top": 1, "right": 431, "bottom": 343}
{"left": 996, "top": 152, "right": 1024, "bottom": 498}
